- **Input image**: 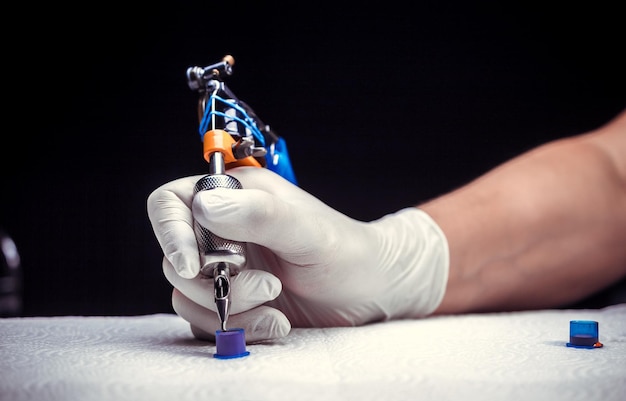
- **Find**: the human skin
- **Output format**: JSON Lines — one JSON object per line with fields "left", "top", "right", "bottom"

{"left": 422, "top": 109, "right": 626, "bottom": 314}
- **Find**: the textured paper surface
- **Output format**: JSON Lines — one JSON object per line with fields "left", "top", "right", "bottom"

{"left": 1, "top": 304, "right": 625, "bottom": 401}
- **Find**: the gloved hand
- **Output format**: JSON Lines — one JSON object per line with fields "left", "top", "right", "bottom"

{"left": 147, "top": 167, "right": 449, "bottom": 342}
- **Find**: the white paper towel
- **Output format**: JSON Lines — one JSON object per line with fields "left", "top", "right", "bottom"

{"left": 1, "top": 304, "right": 625, "bottom": 401}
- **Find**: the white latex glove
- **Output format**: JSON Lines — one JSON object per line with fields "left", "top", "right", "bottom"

{"left": 147, "top": 167, "right": 449, "bottom": 343}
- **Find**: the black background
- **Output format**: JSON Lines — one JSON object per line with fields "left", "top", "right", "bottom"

{"left": 2, "top": 2, "right": 624, "bottom": 316}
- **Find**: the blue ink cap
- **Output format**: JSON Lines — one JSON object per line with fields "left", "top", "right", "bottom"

{"left": 566, "top": 320, "right": 603, "bottom": 349}
{"left": 214, "top": 328, "right": 250, "bottom": 359}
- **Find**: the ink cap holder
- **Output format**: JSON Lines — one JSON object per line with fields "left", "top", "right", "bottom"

{"left": 214, "top": 328, "right": 250, "bottom": 359}
{"left": 566, "top": 320, "right": 603, "bottom": 349}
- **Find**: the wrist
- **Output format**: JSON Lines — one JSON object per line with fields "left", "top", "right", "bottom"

{"left": 372, "top": 207, "right": 450, "bottom": 319}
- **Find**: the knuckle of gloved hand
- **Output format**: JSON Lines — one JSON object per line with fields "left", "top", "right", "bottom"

{"left": 190, "top": 325, "right": 215, "bottom": 342}
{"left": 244, "top": 309, "right": 291, "bottom": 342}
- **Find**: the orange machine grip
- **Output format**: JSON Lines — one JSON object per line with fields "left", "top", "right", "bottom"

{"left": 203, "top": 129, "right": 262, "bottom": 168}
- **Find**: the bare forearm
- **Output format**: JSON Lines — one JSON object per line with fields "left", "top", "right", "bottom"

{"left": 422, "top": 110, "right": 626, "bottom": 313}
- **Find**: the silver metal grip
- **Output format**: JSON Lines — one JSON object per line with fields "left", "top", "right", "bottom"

{"left": 193, "top": 174, "right": 246, "bottom": 278}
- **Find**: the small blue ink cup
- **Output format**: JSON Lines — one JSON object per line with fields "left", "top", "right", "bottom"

{"left": 214, "top": 328, "right": 250, "bottom": 359}
{"left": 566, "top": 320, "right": 602, "bottom": 349}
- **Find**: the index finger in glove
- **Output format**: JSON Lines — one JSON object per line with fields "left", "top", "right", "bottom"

{"left": 147, "top": 175, "right": 204, "bottom": 278}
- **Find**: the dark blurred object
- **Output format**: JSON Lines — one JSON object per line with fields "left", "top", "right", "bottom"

{"left": 567, "top": 276, "right": 626, "bottom": 310}
{"left": 1, "top": 228, "right": 22, "bottom": 317}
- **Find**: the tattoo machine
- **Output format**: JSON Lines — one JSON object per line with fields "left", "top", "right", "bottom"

{"left": 186, "top": 55, "right": 297, "bottom": 334}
